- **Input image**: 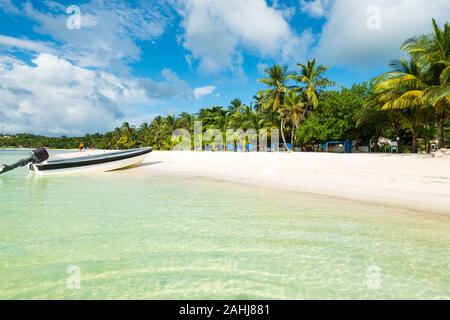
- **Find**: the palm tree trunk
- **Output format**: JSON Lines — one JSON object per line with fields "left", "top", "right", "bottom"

{"left": 437, "top": 112, "right": 446, "bottom": 149}
{"left": 291, "top": 127, "right": 295, "bottom": 148}
{"left": 373, "top": 134, "right": 380, "bottom": 153}
{"left": 425, "top": 124, "right": 432, "bottom": 154}
{"left": 411, "top": 131, "right": 418, "bottom": 154}
{"left": 302, "top": 108, "right": 308, "bottom": 119}
{"left": 280, "top": 120, "right": 288, "bottom": 151}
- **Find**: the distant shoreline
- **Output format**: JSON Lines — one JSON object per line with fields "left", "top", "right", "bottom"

{"left": 0, "top": 147, "right": 78, "bottom": 151}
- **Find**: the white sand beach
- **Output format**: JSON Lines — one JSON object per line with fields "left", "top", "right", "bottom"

{"left": 140, "top": 151, "right": 450, "bottom": 215}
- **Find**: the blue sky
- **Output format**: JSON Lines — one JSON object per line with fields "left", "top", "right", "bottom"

{"left": 0, "top": 0, "right": 449, "bottom": 136}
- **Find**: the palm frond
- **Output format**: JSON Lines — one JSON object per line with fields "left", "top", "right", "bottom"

{"left": 440, "top": 66, "right": 450, "bottom": 85}
{"left": 423, "top": 85, "right": 450, "bottom": 104}
{"left": 381, "top": 90, "right": 424, "bottom": 110}
{"left": 373, "top": 74, "right": 428, "bottom": 92}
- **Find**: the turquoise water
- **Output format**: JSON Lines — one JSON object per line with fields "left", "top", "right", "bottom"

{"left": 0, "top": 150, "right": 449, "bottom": 299}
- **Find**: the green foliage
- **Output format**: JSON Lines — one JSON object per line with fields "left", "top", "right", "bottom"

{"left": 297, "top": 83, "right": 370, "bottom": 144}
{"left": 363, "top": 19, "right": 450, "bottom": 151}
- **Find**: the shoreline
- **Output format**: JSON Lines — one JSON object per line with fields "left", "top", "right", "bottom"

{"left": 137, "top": 151, "right": 450, "bottom": 216}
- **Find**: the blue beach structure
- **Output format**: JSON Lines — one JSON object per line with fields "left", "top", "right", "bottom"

{"left": 322, "top": 141, "right": 353, "bottom": 153}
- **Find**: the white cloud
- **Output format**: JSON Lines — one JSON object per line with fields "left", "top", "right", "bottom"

{"left": 0, "top": 35, "right": 55, "bottom": 54}
{"left": 1, "top": 0, "right": 174, "bottom": 74}
{"left": 272, "top": 0, "right": 297, "bottom": 20}
{"left": 257, "top": 62, "right": 270, "bottom": 74}
{"left": 0, "top": 0, "right": 21, "bottom": 14}
{"left": 0, "top": 53, "right": 217, "bottom": 135}
{"left": 139, "top": 68, "right": 203, "bottom": 101}
{"left": 300, "top": 0, "right": 331, "bottom": 18}
{"left": 193, "top": 86, "right": 217, "bottom": 100}
{"left": 281, "top": 29, "right": 314, "bottom": 64}
{"left": 177, "top": 0, "right": 311, "bottom": 73}
{"left": 0, "top": 1, "right": 222, "bottom": 134}
{"left": 313, "top": 0, "right": 450, "bottom": 68}
{"left": 0, "top": 54, "right": 150, "bottom": 135}
{"left": 0, "top": 54, "right": 23, "bottom": 68}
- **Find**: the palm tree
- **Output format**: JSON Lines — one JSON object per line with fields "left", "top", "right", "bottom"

{"left": 288, "top": 59, "right": 335, "bottom": 118}
{"left": 399, "top": 107, "right": 434, "bottom": 153}
{"left": 176, "top": 112, "right": 193, "bottom": 131}
{"left": 149, "top": 116, "right": 166, "bottom": 150}
{"left": 139, "top": 122, "right": 151, "bottom": 146}
{"left": 253, "top": 92, "right": 277, "bottom": 127}
{"left": 228, "top": 98, "right": 243, "bottom": 115}
{"left": 258, "top": 65, "right": 290, "bottom": 112}
{"left": 280, "top": 91, "right": 305, "bottom": 148}
{"left": 258, "top": 65, "right": 291, "bottom": 149}
{"left": 116, "top": 122, "right": 137, "bottom": 149}
{"left": 197, "top": 106, "right": 228, "bottom": 131}
{"left": 357, "top": 94, "right": 391, "bottom": 153}
{"left": 228, "top": 104, "right": 263, "bottom": 131}
{"left": 165, "top": 114, "right": 177, "bottom": 134}
{"left": 369, "top": 58, "right": 433, "bottom": 153}
{"left": 226, "top": 99, "right": 244, "bottom": 131}
{"left": 252, "top": 93, "right": 265, "bottom": 113}
{"left": 402, "top": 19, "right": 450, "bottom": 148}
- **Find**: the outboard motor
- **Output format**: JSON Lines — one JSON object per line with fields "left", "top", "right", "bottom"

{"left": 0, "top": 148, "right": 49, "bottom": 175}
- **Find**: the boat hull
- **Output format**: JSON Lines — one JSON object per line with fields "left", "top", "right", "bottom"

{"left": 29, "top": 148, "right": 152, "bottom": 175}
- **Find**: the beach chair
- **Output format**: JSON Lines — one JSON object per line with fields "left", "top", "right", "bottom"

{"left": 226, "top": 143, "right": 235, "bottom": 152}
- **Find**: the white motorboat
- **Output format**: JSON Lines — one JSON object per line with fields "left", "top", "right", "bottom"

{"left": 28, "top": 147, "right": 153, "bottom": 175}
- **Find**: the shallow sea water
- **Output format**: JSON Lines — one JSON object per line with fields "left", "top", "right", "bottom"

{"left": 0, "top": 150, "right": 449, "bottom": 299}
